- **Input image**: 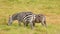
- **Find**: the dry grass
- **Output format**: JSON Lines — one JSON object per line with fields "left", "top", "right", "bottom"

{"left": 0, "top": 0, "right": 60, "bottom": 34}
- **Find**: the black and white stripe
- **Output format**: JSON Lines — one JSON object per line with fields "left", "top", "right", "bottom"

{"left": 23, "top": 14, "right": 36, "bottom": 29}
{"left": 23, "top": 14, "right": 35, "bottom": 22}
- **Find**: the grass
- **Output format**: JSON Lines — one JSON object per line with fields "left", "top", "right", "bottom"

{"left": 0, "top": 23, "right": 60, "bottom": 34}
{"left": 0, "top": 0, "right": 60, "bottom": 34}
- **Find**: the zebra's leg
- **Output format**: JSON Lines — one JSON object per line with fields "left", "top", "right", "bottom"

{"left": 26, "top": 22, "right": 29, "bottom": 26}
{"left": 18, "top": 20, "right": 21, "bottom": 26}
{"left": 33, "top": 22, "right": 35, "bottom": 26}
{"left": 24, "top": 22, "right": 27, "bottom": 27}
{"left": 30, "top": 21, "right": 33, "bottom": 29}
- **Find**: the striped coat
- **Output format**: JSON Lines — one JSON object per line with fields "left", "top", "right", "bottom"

{"left": 8, "top": 12, "right": 35, "bottom": 29}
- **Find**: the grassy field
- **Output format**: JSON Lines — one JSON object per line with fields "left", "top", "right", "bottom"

{"left": 0, "top": 0, "right": 60, "bottom": 34}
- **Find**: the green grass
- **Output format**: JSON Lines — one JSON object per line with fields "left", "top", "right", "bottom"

{"left": 0, "top": 23, "right": 60, "bottom": 34}
{"left": 0, "top": 0, "right": 60, "bottom": 34}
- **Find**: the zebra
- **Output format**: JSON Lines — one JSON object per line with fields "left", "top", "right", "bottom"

{"left": 8, "top": 12, "right": 46, "bottom": 29}
{"left": 34, "top": 14, "right": 47, "bottom": 27}
{"left": 22, "top": 14, "right": 47, "bottom": 29}
{"left": 8, "top": 11, "right": 35, "bottom": 29}
{"left": 25, "top": 14, "right": 47, "bottom": 27}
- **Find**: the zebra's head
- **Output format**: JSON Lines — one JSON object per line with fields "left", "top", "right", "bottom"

{"left": 8, "top": 15, "right": 13, "bottom": 26}
{"left": 37, "top": 14, "right": 47, "bottom": 27}
{"left": 8, "top": 13, "right": 19, "bottom": 26}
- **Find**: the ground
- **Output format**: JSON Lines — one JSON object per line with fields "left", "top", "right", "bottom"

{"left": 0, "top": 0, "right": 60, "bottom": 34}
